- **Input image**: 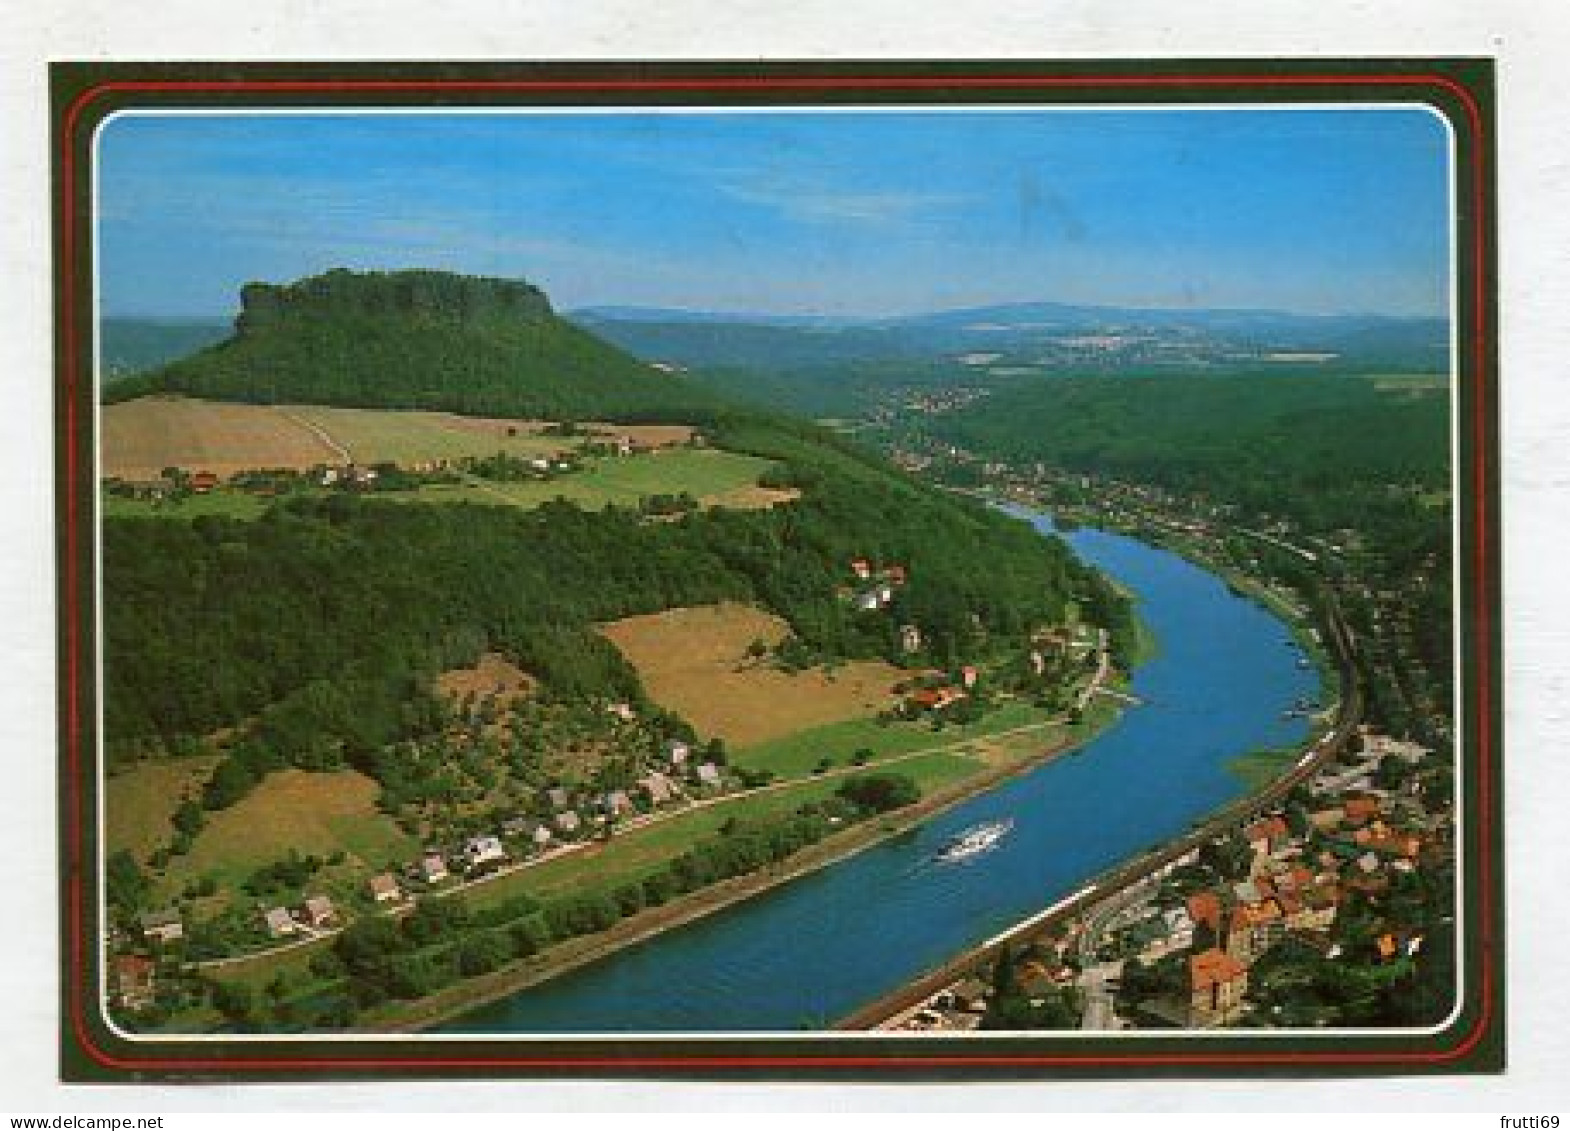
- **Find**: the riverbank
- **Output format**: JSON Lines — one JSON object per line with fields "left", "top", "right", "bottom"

{"left": 833, "top": 516, "right": 1360, "bottom": 1032}
{"left": 367, "top": 698, "right": 1128, "bottom": 1033}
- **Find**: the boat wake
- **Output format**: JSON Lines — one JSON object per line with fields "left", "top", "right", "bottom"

{"left": 934, "top": 818, "right": 1015, "bottom": 864}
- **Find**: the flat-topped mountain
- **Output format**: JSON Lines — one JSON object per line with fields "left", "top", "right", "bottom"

{"left": 107, "top": 268, "right": 721, "bottom": 422}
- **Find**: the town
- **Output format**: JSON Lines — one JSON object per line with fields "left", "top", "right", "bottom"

{"left": 874, "top": 723, "right": 1452, "bottom": 1031}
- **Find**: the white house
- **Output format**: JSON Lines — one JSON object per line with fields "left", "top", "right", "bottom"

{"left": 420, "top": 853, "right": 450, "bottom": 884}
{"left": 464, "top": 835, "right": 507, "bottom": 868}
{"left": 263, "top": 907, "right": 296, "bottom": 938}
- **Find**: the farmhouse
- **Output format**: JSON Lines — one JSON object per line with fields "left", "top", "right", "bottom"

{"left": 112, "top": 954, "right": 157, "bottom": 1010}
{"left": 367, "top": 873, "right": 402, "bottom": 903}
{"left": 639, "top": 771, "right": 676, "bottom": 806}
{"left": 463, "top": 835, "right": 507, "bottom": 868}
{"left": 900, "top": 624, "right": 923, "bottom": 654}
{"left": 908, "top": 687, "right": 967, "bottom": 712}
{"left": 420, "top": 854, "right": 450, "bottom": 884}
{"left": 139, "top": 908, "right": 184, "bottom": 945}
{"left": 664, "top": 739, "right": 691, "bottom": 766}
{"left": 601, "top": 791, "right": 634, "bottom": 817}
{"left": 545, "top": 786, "right": 572, "bottom": 811}
{"left": 695, "top": 762, "right": 723, "bottom": 788}
{"left": 522, "top": 822, "right": 554, "bottom": 848}
{"left": 554, "top": 811, "right": 582, "bottom": 835}
{"left": 263, "top": 907, "right": 296, "bottom": 938}
{"left": 189, "top": 470, "right": 220, "bottom": 494}
{"left": 302, "top": 895, "right": 336, "bottom": 928}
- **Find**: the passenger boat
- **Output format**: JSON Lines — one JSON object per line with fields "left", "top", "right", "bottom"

{"left": 935, "top": 819, "right": 1014, "bottom": 863}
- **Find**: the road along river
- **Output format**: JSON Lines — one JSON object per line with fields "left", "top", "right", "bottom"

{"left": 438, "top": 508, "right": 1322, "bottom": 1033}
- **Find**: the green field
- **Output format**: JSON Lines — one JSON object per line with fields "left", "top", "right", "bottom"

{"left": 461, "top": 750, "right": 982, "bottom": 911}
{"left": 287, "top": 405, "right": 575, "bottom": 463}
{"left": 401, "top": 448, "right": 784, "bottom": 511}
{"left": 102, "top": 491, "right": 269, "bottom": 520}
{"left": 102, "top": 448, "right": 787, "bottom": 520}
{"left": 154, "top": 769, "right": 418, "bottom": 903}
{"left": 733, "top": 699, "right": 1059, "bottom": 779}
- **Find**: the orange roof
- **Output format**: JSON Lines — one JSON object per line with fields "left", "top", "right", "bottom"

{"left": 1246, "top": 816, "right": 1289, "bottom": 843}
{"left": 1190, "top": 947, "right": 1247, "bottom": 991}
{"left": 1345, "top": 798, "right": 1379, "bottom": 822}
{"left": 114, "top": 953, "right": 155, "bottom": 978}
{"left": 1376, "top": 933, "right": 1399, "bottom": 959}
{"left": 1186, "top": 892, "right": 1223, "bottom": 932}
{"left": 1231, "top": 899, "right": 1283, "bottom": 930}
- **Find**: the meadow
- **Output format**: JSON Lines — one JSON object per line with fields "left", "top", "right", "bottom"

{"left": 152, "top": 768, "right": 418, "bottom": 903}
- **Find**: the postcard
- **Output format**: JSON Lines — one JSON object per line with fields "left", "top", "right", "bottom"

{"left": 53, "top": 59, "right": 1500, "bottom": 1080}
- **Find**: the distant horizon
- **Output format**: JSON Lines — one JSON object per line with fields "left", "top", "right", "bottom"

{"left": 101, "top": 285, "right": 1451, "bottom": 325}
{"left": 97, "top": 108, "right": 1452, "bottom": 321}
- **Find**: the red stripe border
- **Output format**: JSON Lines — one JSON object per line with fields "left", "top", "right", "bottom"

{"left": 58, "top": 66, "right": 1496, "bottom": 1077}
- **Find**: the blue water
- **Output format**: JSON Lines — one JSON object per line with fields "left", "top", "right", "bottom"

{"left": 440, "top": 509, "right": 1320, "bottom": 1032}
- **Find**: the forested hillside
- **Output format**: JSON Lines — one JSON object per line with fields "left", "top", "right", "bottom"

{"left": 913, "top": 374, "right": 1449, "bottom": 537}
{"left": 106, "top": 269, "right": 722, "bottom": 422}
{"left": 104, "top": 439, "right": 1110, "bottom": 768}
{"left": 101, "top": 316, "right": 231, "bottom": 380}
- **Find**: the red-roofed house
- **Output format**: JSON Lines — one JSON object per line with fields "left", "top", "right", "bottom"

{"left": 1186, "top": 892, "right": 1223, "bottom": 935}
{"left": 112, "top": 954, "right": 157, "bottom": 1010}
{"left": 1226, "top": 899, "right": 1284, "bottom": 965}
{"left": 1189, "top": 948, "right": 1248, "bottom": 1026}
{"left": 1245, "top": 815, "right": 1290, "bottom": 856}
{"left": 909, "top": 686, "right": 967, "bottom": 712}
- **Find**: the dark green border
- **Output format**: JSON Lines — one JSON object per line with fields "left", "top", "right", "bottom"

{"left": 53, "top": 58, "right": 1501, "bottom": 1082}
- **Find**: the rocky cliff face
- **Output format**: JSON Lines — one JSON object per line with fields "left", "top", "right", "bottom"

{"left": 236, "top": 268, "right": 553, "bottom": 335}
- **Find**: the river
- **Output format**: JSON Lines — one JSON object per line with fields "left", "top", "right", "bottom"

{"left": 438, "top": 508, "right": 1322, "bottom": 1032}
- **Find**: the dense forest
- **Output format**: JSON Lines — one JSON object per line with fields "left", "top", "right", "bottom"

{"left": 103, "top": 419, "right": 1114, "bottom": 772}
{"left": 907, "top": 372, "right": 1453, "bottom": 737}
{"left": 914, "top": 374, "right": 1449, "bottom": 522}
{"left": 105, "top": 269, "right": 723, "bottom": 422}
{"left": 100, "top": 268, "right": 1130, "bottom": 842}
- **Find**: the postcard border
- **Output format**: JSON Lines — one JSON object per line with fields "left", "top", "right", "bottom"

{"left": 53, "top": 58, "right": 1500, "bottom": 1081}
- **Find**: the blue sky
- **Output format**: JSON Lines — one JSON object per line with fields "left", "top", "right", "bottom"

{"left": 96, "top": 108, "right": 1451, "bottom": 319}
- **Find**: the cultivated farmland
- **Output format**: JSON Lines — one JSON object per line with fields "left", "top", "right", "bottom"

{"left": 597, "top": 602, "right": 904, "bottom": 749}
{"left": 101, "top": 395, "right": 698, "bottom": 479}
{"left": 101, "top": 397, "right": 343, "bottom": 480}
